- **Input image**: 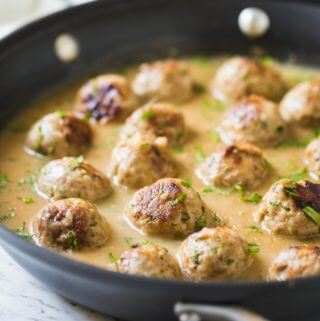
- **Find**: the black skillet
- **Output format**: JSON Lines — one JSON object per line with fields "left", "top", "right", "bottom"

{"left": 1, "top": 0, "right": 320, "bottom": 320}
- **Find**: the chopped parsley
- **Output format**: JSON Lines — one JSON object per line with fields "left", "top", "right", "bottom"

{"left": 18, "top": 173, "right": 37, "bottom": 191}
{"left": 225, "top": 258, "right": 235, "bottom": 265}
{"left": 247, "top": 242, "right": 260, "bottom": 254}
{"left": 0, "top": 172, "right": 8, "bottom": 190}
{"left": 193, "top": 83, "right": 206, "bottom": 93}
{"left": 211, "top": 129, "right": 221, "bottom": 143}
{"left": 195, "top": 144, "right": 206, "bottom": 163}
{"left": 181, "top": 211, "right": 191, "bottom": 222}
{"left": 35, "top": 126, "right": 44, "bottom": 151}
{"left": 69, "top": 155, "right": 84, "bottom": 170}
{"left": 0, "top": 210, "right": 16, "bottom": 221}
{"left": 235, "top": 185, "right": 262, "bottom": 203}
{"left": 303, "top": 206, "right": 320, "bottom": 225}
{"left": 18, "top": 196, "right": 34, "bottom": 204}
{"left": 171, "top": 146, "right": 184, "bottom": 154}
{"left": 192, "top": 250, "right": 200, "bottom": 265}
{"left": 171, "top": 193, "right": 187, "bottom": 206}
{"left": 195, "top": 214, "right": 207, "bottom": 229}
{"left": 141, "top": 110, "right": 156, "bottom": 121}
{"left": 15, "top": 221, "right": 33, "bottom": 240}
{"left": 108, "top": 252, "right": 119, "bottom": 271}
{"left": 201, "top": 186, "right": 232, "bottom": 196}
{"left": 67, "top": 231, "right": 79, "bottom": 250}
{"left": 269, "top": 200, "right": 290, "bottom": 211}
{"left": 57, "top": 111, "right": 65, "bottom": 118}
{"left": 203, "top": 99, "right": 226, "bottom": 112}
{"left": 247, "top": 225, "right": 262, "bottom": 234}
{"left": 261, "top": 56, "right": 274, "bottom": 66}
{"left": 280, "top": 167, "right": 308, "bottom": 182}
{"left": 181, "top": 179, "right": 192, "bottom": 188}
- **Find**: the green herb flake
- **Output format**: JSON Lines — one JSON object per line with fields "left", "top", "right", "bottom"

{"left": 15, "top": 221, "right": 33, "bottom": 240}
{"left": 171, "top": 193, "right": 187, "bottom": 206}
{"left": 0, "top": 210, "right": 16, "bottom": 222}
{"left": 69, "top": 155, "right": 84, "bottom": 170}
{"left": 247, "top": 242, "right": 260, "bottom": 254}
{"left": 192, "top": 250, "right": 200, "bottom": 265}
{"left": 57, "top": 111, "right": 65, "bottom": 118}
{"left": 141, "top": 110, "right": 156, "bottom": 121}
{"left": 261, "top": 56, "right": 274, "bottom": 66}
{"left": 193, "top": 83, "right": 206, "bottom": 93}
{"left": 195, "top": 144, "right": 206, "bottom": 163}
{"left": 67, "top": 231, "right": 79, "bottom": 250}
{"left": 0, "top": 172, "right": 8, "bottom": 190}
{"left": 225, "top": 258, "right": 234, "bottom": 265}
{"left": 280, "top": 167, "right": 308, "bottom": 182}
{"left": 181, "top": 179, "right": 192, "bottom": 188}
{"left": 18, "top": 196, "right": 34, "bottom": 204}
{"left": 108, "top": 252, "right": 119, "bottom": 271}
{"left": 211, "top": 129, "right": 221, "bottom": 143}
{"left": 247, "top": 225, "right": 262, "bottom": 234}
{"left": 35, "top": 126, "right": 44, "bottom": 152}
{"left": 201, "top": 186, "right": 232, "bottom": 196}
{"left": 203, "top": 99, "right": 226, "bottom": 112}
{"left": 195, "top": 214, "right": 207, "bottom": 229}
{"left": 303, "top": 206, "right": 320, "bottom": 225}
{"left": 171, "top": 146, "right": 184, "bottom": 154}
{"left": 235, "top": 185, "right": 262, "bottom": 203}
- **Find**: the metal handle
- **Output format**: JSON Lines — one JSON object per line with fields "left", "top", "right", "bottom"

{"left": 174, "top": 302, "right": 270, "bottom": 321}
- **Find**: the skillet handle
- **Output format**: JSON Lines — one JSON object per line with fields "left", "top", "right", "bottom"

{"left": 174, "top": 302, "right": 270, "bottom": 321}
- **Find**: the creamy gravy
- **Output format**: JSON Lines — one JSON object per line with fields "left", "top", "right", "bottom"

{"left": 1, "top": 56, "right": 319, "bottom": 281}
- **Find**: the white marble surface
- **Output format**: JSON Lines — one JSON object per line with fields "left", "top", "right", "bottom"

{"left": 0, "top": 2, "right": 115, "bottom": 320}
{"left": 0, "top": 247, "right": 114, "bottom": 321}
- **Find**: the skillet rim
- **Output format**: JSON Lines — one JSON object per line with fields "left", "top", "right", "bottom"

{"left": 0, "top": 0, "right": 320, "bottom": 292}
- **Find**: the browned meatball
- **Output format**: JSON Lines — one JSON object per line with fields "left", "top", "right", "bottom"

{"left": 32, "top": 198, "right": 109, "bottom": 250}
{"left": 125, "top": 178, "right": 222, "bottom": 237}
{"left": 196, "top": 143, "right": 269, "bottom": 189}
{"left": 211, "top": 56, "right": 287, "bottom": 103}
{"left": 178, "top": 227, "right": 252, "bottom": 280}
{"left": 75, "top": 74, "right": 131, "bottom": 123}
{"left": 280, "top": 79, "right": 320, "bottom": 126}
{"left": 254, "top": 179, "right": 320, "bottom": 238}
{"left": 218, "top": 95, "right": 287, "bottom": 147}
{"left": 118, "top": 243, "right": 181, "bottom": 279}
{"left": 26, "top": 112, "right": 92, "bottom": 158}
{"left": 108, "top": 134, "right": 177, "bottom": 188}
{"left": 37, "top": 157, "right": 112, "bottom": 201}
{"left": 120, "top": 103, "right": 186, "bottom": 147}
{"left": 305, "top": 137, "right": 320, "bottom": 180}
{"left": 131, "top": 60, "right": 194, "bottom": 102}
{"left": 269, "top": 246, "right": 320, "bottom": 281}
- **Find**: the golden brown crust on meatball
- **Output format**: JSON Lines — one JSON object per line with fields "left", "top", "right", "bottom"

{"left": 75, "top": 74, "right": 132, "bottom": 123}
{"left": 33, "top": 198, "right": 109, "bottom": 250}
{"left": 118, "top": 243, "right": 181, "bottom": 279}
{"left": 125, "top": 178, "right": 222, "bottom": 238}
{"left": 26, "top": 112, "right": 92, "bottom": 158}
{"left": 108, "top": 134, "right": 177, "bottom": 188}
{"left": 37, "top": 157, "right": 112, "bottom": 201}
{"left": 211, "top": 56, "right": 287, "bottom": 103}
{"left": 254, "top": 179, "right": 320, "bottom": 238}
{"left": 280, "top": 79, "right": 320, "bottom": 126}
{"left": 305, "top": 137, "right": 320, "bottom": 180}
{"left": 120, "top": 103, "right": 186, "bottom": 147}
{"left": 131, "top": 60, "right": 194, "bottom": 102}
{"left": 178, "top": 227, "right": 252, "bottom": 280}
{"left": 218, "top": 95, "right": 287, "bottom": 147}
{"left": 268, "top": 246, "right": 320, "bottom": 281}
{"left": 196, "top": 142, "right": 269, "bottom": 189}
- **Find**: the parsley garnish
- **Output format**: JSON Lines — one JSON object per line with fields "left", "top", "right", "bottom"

{"left": 201, "top": 186, "right": 232, "bottom": 196}
{"left": 181, "top": 179, "right": 192, "bottom": 188}
{"left": 141, "top": 110, "right": 156, "bottom": 121}
{"left": 195, "top": 144, "right": 206, "bottom": 163}
{"left": 15, "top": 221, "right": 33, "bottom": 240}
{"left": 247, "top": 225, "right": 262, "bottom": 234}
{"left": 35, "top": 126, "right": 44, "bottom": 152}
{"left": 69, "top": 155, "right": 84, "bottom": 170}
{"left": 192, "top": 250, "right": 200, "bottom": 265}
{"left": 247, "top": 242, "right": 260, "bottom": 254}
{"left": 280, "top": 167, "right": 308, "bottom": 182}
{"left": 67, "top": 231, "right": 79, "bottom": 250}
{"left": 18, "top": 196, "right": 34, "bottom": 204}
{"left": 108, "top": 252, "right": 119, "bottom": 271}
{"left": 0, "top": 210, "right": 16, "bottom": 221}
{"left": 235, "top": 185, "right": 262, "bottom": 203}
{"left": 303, "top": 206, "right": 320, "bottom": 225}
{"left": 0, "top": 172, "right": 8, "bottom": 190}
{"left": 171, "top": 194, "right": 187, "bottom": 206}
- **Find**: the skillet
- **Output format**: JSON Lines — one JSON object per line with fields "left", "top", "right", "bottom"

{"left": 1, "top": 0, "right": 320, "bottom": 320}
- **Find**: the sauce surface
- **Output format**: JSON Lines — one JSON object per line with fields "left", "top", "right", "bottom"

{"left": 1, "top": 56, "right": 319, "bottom": 281}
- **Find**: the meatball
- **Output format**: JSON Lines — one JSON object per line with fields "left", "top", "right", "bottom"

{"left": 196, "top": 143, "right": 269, "bottom": 189}
{"left": 36, "top": 157, "right": 112, "bottom": 201}
{"left": 218, "top": 95, "right": 287, "bottom": 147}
{"left": 211, "top": 56, "right": 287, "bottom": 103}
{"left": 26, "top": 112, "right": 92, "bottom": 158}
{"left": 131, "top": 60, "right": 194, "bottom": 102}
{"left": 178, "top": 227, "right": 252, "bottom": 280}
{"left": 305, "top": 137, "right": 320, "bottom": 180}
{"left": 254, "top": 179, "right": 320, "bottom": 238}
{"left": 279, "top": 79, "right": 320, "bottom": 126}
{"left": 75, "top": 74, "right": 131, "bottom": 123}
{"left": 33, "top": 198, "right": 109, "bottom": 250}
{"left": 125, "top": 178, "right": 221, "bottom": 237}
{"left": 120, "top": 103, "right": 186, "bottom": 147}
{"left": 108, "top": 134, "right": 177, "bottom": 188}
{"left": 118, "top": 243, "right": 180, "bottom": 279}
{"left": 269, "top": 246, "right": 320, "bottom": 281}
